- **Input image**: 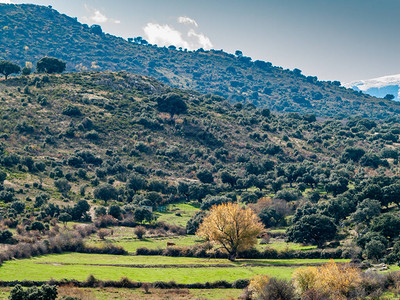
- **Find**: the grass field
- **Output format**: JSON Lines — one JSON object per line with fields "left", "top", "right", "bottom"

{"left": 0, "top": 253, "right": 348, "bottom": 283}
{"left": 155, "top": 203, "right": 199, "bottom": 227}
{"left": 87, "top": 235, "right": 203, "bottom": 253}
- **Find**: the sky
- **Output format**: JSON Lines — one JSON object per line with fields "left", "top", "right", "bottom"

{"left": 2, "top": 0, "right": 400, "bottom": 83}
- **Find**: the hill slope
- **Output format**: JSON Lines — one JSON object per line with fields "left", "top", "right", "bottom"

{"left": 1, "top": 4, "right": 400, "bottom": 119}
{"left": 0, "top": 71, "right": 399, "bottom": 202}
{"left": 0, "top": 72, "right": 400, "bottom": 269}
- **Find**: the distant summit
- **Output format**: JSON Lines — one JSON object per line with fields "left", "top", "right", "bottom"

{"left": 345, "top": 74, "right": 400, "bottom": 101}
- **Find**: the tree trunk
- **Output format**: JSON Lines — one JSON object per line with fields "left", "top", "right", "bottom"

{"left": 228, "top": 253, "right": 237, "bottom": 262}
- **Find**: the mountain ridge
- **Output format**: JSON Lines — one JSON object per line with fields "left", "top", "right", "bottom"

{"left": 1, "top": 3, "right": 400, "bottom": 119}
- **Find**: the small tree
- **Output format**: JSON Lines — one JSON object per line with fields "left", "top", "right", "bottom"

{"left": 156, "top": 93, "right": 187, "bottom": 118}
{"left": 197, "top": 202, "right": 264, "bottom": 261}
{"left": 59, "top": 212, "right": 72, "bottom": 225}
{"left": 287, "top": 214, "right": 337, "bottom": 248}
{"left": 36, "top": 57, "right": 66, "bottom": 74}
{"left": 0, "top": 170, "right": 6, "bottom": 183}
{"left": 196, "top": 168, "right": 214, "bottom": 184}
{"left": 21, "top": 67, "right": 31, "bottom": 76}
{"left": 0, "top": 60, "right": 21, "bottom": 80}
{"left": 54, "top": 178, "right": 71, "bottom": 196}
{"left": 94, "top": 183, "right": 118, "bottom": 204}
{"left": 127, "top": 172, "right": 147, "bottom": 192}
{"left": 134, "top": 226, "right": 146, "bottom": 239}
{"left": 365, "top": 239, "right": 386, "bottom": 261}
{"left": 384, "top": 94, "right": 395, "bottom": 100}
{"left": 134, "top": 207, "right": 153, "bottom": 223}
{"left": 108, "top": 205, "right": 122, "bottom": 219}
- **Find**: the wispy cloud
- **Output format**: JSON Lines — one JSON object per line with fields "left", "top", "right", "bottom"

{"left": 177, "top": 16, "right": 198, "bottom": 27}
{"left": 82, "top": 4, "right": 120, "bottom": 24}
{"left": 143, "top": 16, "right": 212, "bottom": 50}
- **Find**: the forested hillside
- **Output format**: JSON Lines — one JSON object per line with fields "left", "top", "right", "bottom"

{"left": 1, "top": 4, "right": 399, "bottom": 119}
{"left": 0, "top": 71, "right": 400, "bottom": 265}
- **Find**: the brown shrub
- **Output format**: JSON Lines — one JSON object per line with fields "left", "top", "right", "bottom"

{"left": 134, "top": 226, "right": 146, "bottom": 239}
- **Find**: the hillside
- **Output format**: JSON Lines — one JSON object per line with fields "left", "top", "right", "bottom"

{"left": 0, "top": 71, "right": 399, "bottom": 197}
{"left": 0, "top": 72, "right": 399, "bottom": 298}
{"left": 1, "top": 3, "right": 400, "bottom": 119}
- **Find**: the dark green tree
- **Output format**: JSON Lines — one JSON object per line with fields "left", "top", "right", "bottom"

{"left": 94, "top": 183, "right": 118, "bottom": 204}
{"left": 127, "top": 172, "right": 147, "bottom": 192}
{"left": 59, "top": 212, "right": 72, "bottom": 225}
{"left": 196, "top": 168, "right": 214, "bottom": 184}
{"left": 134, "top": 207, "right": 152, "bottom": 223}
{"left": 365, "top": 239, "right": 386, "bottom": 261}
{"left": 108, "top": 205, "right": 122, "bottom": 219}
{"left": 370, "top": 214, "right": 400, "bottom": 240}
{"left": 287, "top": 214, "right": 337, "bottom": 247}
{"left": 350, "top": 198, "right": 381, "bottom": 224}
{"left": 156, "top": 93, "right": 187, "bottom": 118}
{"left": 36, "top": 57, "right": 66, "bottom": 74}
{"left": 54, "top": 178, "right": 71, "bottom": 196}
{"left": 220, "top": 170, "right": 237, "bottom": 187}
{"left": 71, "top": 200, "right": 90, "bottom": 221}
{"left": 0, "top": 60, "right": 20, "bottom": 80}
{"left": 186, "top": 211, "right": 206, "bottom": 235}
{"left": 384, "top": 94, "right": 395, "bottom": 100}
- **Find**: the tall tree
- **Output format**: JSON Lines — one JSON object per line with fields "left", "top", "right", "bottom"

{"left": 197, "top": 202, "right": 264, "bottom": 261}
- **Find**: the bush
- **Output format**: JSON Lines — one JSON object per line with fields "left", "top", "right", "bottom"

{"left": 292, "top": 261, "right": 362, "bottom": 298}
{"left": 62, "top": 105, "right": 82, "bottom": 116}
{"left": 134, "top": 226, "right": 146, "bottom": 239}
{"left": 232, "top": 278, "right": 250, "bottom": 289}
{"left": 9, "top": 284, "right": 58, "bottom": 300}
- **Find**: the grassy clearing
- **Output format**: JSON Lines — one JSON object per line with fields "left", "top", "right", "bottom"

{"left": 0, "top": 253, "right": 348, "bottom": 283}
{"left": 155, "top": 203, "right": 199, "bottom": 227}
{"left": 258, "top": 240, "right": 317, "bottom": 252}
{"left": 0, "top": 253, "right": 348, "bottom": 266}
{"left": 87, "top": 235, "right": 203, "bottom": 253}
{"left": 0, "top": 260, "right": 295, "bottom": 283}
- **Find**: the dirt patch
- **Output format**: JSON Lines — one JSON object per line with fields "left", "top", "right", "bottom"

{"left": 36, "top": 262, "right": 330, "bottom": 268}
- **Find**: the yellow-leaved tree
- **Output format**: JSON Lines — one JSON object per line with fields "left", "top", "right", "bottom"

{"left": 196, "top": 202, "right": 264, "bottom": 261}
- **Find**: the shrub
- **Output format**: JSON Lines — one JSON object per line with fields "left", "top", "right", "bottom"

{"left": 232, "top": 279, "right": 250, "bottom": 289}
{"left": 62, "top": 105, "right": 82, "bottom": 116}
{"left": 292, "top": 261, "right": 362, "bottom": 299}
{"left": 134, "top": 226, "right": 146, "bottom": 239}
{"left": 9, "top": 284, "right": 58, "bottom": 300}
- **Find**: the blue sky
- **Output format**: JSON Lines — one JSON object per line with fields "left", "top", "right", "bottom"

{"left": 3, "top": 0, "right": 400, "bottom": 83}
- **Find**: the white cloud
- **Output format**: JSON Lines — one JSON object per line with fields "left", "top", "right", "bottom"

{"left": 0, "top": 0, "right": 13, "bottom": 3}
{"left": 143, "top": 16, "right": 212, "bottom": 50}
{"left": 188, "top": 29, "right": 213, "bottom": 49}
{"left": 82, "top": 4, "right": 120, "bottom": 24}
{"left": 144, "top": 23, "right": 190, "bottom": 49}
{"left": 177, "top": 16, "right": 198, "bottom": 27}
{"left": 91, "top": 9, "right": 107, "bottom": 23}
